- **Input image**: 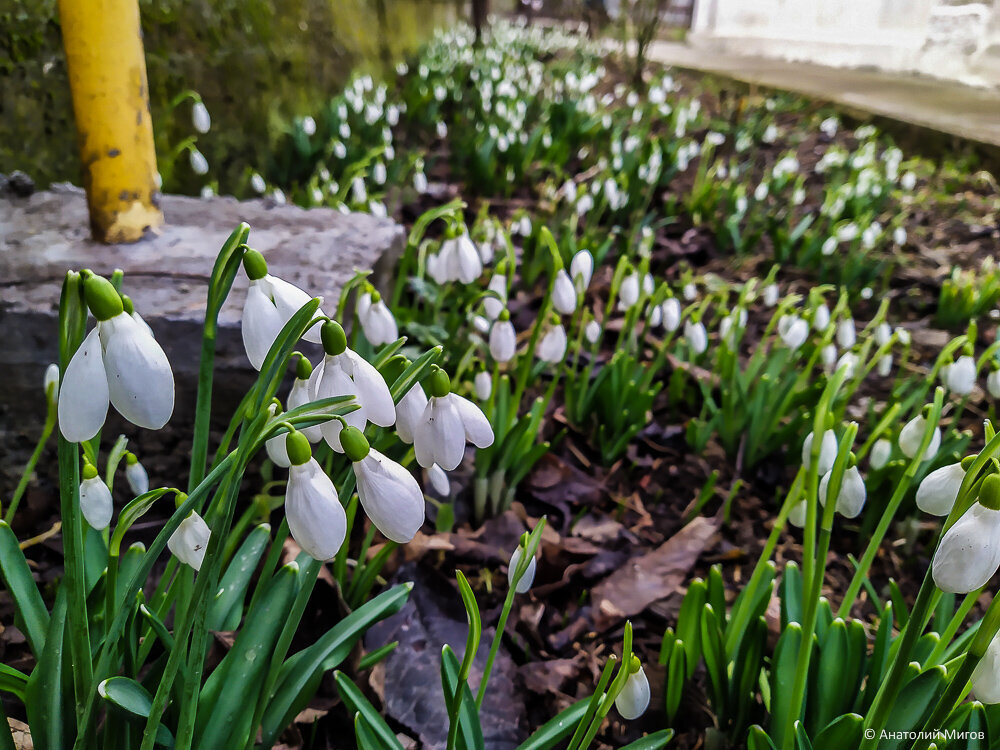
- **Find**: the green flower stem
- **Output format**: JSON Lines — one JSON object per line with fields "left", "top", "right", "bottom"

{"left": 565, "top": 658, "right": 617, "bottom": 750}
{"left": 838, "top": 387, "right": 945, "bottom": 617}
{"left": 912, "top": 594, "right": 1000, "bottom": 750}
{"left": 5, "top": 387, "right": 56, "bottom": 524}
{"left": 570, "top": 623, "right": 634, "bottom": 750}
{"left": 446, "top": 570, "right": 482, "bottom": 750}
{"left": 926, "top": 589, "right": 980, "bottom": 666}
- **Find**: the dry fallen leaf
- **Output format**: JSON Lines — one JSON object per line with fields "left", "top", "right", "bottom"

{"left": 590, "top": 516, "right": 720, "bottom": 631}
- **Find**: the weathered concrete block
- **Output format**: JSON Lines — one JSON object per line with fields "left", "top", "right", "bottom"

{"left": 0, "top": 184, "right": 405, "bottom": 425}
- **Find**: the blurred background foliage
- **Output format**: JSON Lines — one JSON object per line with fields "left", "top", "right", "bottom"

{"left": 0, "top": 0, "right": 457, "bottom": 192}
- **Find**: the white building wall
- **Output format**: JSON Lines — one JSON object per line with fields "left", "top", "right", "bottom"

{"left": 689, "top": 0, "right": 1000, "bottom": 88}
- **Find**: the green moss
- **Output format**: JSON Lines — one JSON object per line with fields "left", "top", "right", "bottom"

{"left": 0, "top": 0, "right": 454, "bottom": 191}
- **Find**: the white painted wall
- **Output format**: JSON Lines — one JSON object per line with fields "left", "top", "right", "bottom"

{"left": 689, "top": 0, "right": 1000, "bottom": 88}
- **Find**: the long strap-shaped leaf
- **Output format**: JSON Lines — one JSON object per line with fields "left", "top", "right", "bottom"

{"left": 0, "top": 521, "right": 48, "bottom": 657}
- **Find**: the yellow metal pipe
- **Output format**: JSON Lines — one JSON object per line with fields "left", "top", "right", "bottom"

{"left": 58, "top": 0, "right": 163, "bottom": 243}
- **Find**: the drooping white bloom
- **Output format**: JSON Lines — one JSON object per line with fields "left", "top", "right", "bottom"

{"left": 353, "top": 447, "right": 425, "bottom": 543}
{"left": 874, "top": 322, "right": 892, "bottom": 347}
{"left": 537, "top": 324, "right": 568, "bottom": 363}
{"left": 763, "top": 284, "right": 779, "bottom": 308}
{"left": 813, "top": 304, "right": 830, "bottom": 332}
{"left": 619, "top": 273, "right": 641, "bottom": 309}
{"left": 250, "top": 173, "right": 266, "bottom": 194}
{"left": 484, "top": 275, "right": 507, "bottom": 320}
{"left": 684, "top": 320, "right": 707, "bottom": 354}
{"left": 286, "top": 457, "right": 348, "bottom": 560}
{"left": 80, "top": 471, "right": 113, "bottom": 530}
{"left": 870, "top": 438, "right": 892, "bottom": 470}
{"left": 893, "top": 226, "right": 907, "bottom": 246}
{"left": 313, "top": 350, "right": 394, "bottom": 452}
{"left": 570, "top": 250, "right": 594, "bottom": 292}
{"left": 819, "top": 465, "right": 867, "bottom": 519}
{"left": 125, "top": 454, "right": 149, "bottom": 496}
{"left": 989, "top": 370, "right": 1000, "bottom": 399}
{"left": 821, "top": 237, "right": 837, "bottom": 256}
{"left": 414, "top": 391, "right": 495, "bottom": 471}
{"left": 877, "top": 354, "right": 893, "bottom": 377}
{"left": 472, "top": 315, "right": 490, "bottom": 335}
{"left": 683, "top": 282, "right": 698, "bottom": 301}
{"left": 779, "top": 316, "right": 809, "bottom": 351}
{"left": 837, "top": 319, "right": 856, "bottom": 349}
{"left": 168, "top": 511, "right": 211, "bottom": 571}
{"left": 44, "top": 363, "right": 60, "bottom": 399}
{"left": 932, "top": 499, "right": 1000, "bottom": 593}
{"left": 899, "top": 414, "right": 942, "bottom": 461}
{"left": 945, "top": 356, "right": 976, "bottom": 395}
{"left": 821, "top": 344, "right": 838, "bottom": 372}
{"left": 192, "top": 101, "right": 211, "bottom": 134}
{"left": 426, "top": 463, "right": 450, "bottom": 496}
{"left": 788, "top": 500, "right": 807, "bottom": 528}
{"left": 58, "top": 328, "right": 110, "bottom": 442}
{"left": 836, "top": 352, "right": 860, "bottom": 378}
{"left": 662, "top": 298, "right": 681, "bottom": 332}
{"left": 395, "top": 383, "right": 428, "bottom": 445}
{"left": 615, "top": 664, "right": 651, "bottom": 720}
{"left": 428, "top": 233, "right": 483, "bottom": 284}
{"left": 301, "top": 116, "right": 317, "bottom": 136}
{"left": 552, "top": 269, "right": 577, "bottom": 315}
{"left": 489, "top": 318, "right": 517, "bottom": 363}
{"left": 474, "top": 371, "right": 492, "bottom": 401}
{"left": 287, "top": 364, "right": 323, "bottom": 443}
{"left": 802, "top": 430, "right": 837, "bottom": 475}
{"left": 241, "top": 266, "right": 325, "bottom": 369}
{"left": 585, "top": 320, "right": 601, "bottom": 344}
{"left": 189, "top": 148, "right": 209, "bottom": 175}
{"left": 508, "top": 544, "right": 536, "bottom": 593}
{"left": 974, "top": 633, "right": 1000, "bottom": 704}
{"left": 916, "top": 462, "right": 966, "bottom": 516}
{"left": 357, "top": 292, "right": 398, "bottom": 347}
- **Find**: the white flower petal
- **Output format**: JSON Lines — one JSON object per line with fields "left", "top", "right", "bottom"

{"left": 508, "top": 545, "right": 536, "bottom": 593}
{"left": 286, "top": 459, "right": 348, "bottom": 560}
{"left": 415, "top": 398, "right": 465, "bottom": 470}
{"left": 449, "top": 394, "right": 494, "bottom": 448}
{"left": 288, "top": 377, "right": 323, "bottom": 443}
{"left": 347, "top": 350, "right": 395, "bottom": 427}
{"left": 316, "top": 358, "right": 366, "bottom": 452}
{"left": 58, "top": 327, "right": 110, "bottom": 442}
{"left": 427, "top": 463, "right": 450, "bottom": 496}
{"left": 615, "top": 667, "right": 650, "bottom": 720}
{"left": 168, "top": 511, "right": 211, "bottom": 570}
{"left": 80, "top": 476, "right": 113, "bottom": 530}
{"left": 99, "top": 314, "right": 175, "bottom": 430}
{"left": 242, "top": 281, "right": 285, "bottom": 370}
{"left": 267, "top": 275, "right": 324, "bottom": 343}
{"left": 916, "top": 462, "right": 965, "bottom": 516}
{"left": 932, "top": 504, "right": 1000, "bottom": 593}
{"left": 395, "top": 384, "right": 428, "bottom": 444}
{"left": 125, "top": 461, "right": 149, "bottom": 496}
{"left": 354, "top": 449, "right": 425, "bottom": 542}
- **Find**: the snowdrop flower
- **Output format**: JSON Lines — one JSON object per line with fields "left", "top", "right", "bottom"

{"left": 901, "top": 171, "right": 917, "bottom": 191}
{"left": 168, "top": 508, "right": 211, "bottom": 571}
{"left": 189, "top": 148, "right": 209, "bottom": 175}
{"left": 428, "top": 231, "right": 483, "bottom": 284}
{"left": 125, "top": 453, "right": 149, "bottom": 496}
{"left": 898, "top": 412, "right": 942, "bottom": 461}
{"left": 484, "top": 275, "right": 507, "bottom": 320}
{"left": 821, "top": 237, "right": 837, "bottom": 256}
{"left": 394, "top": 383, "right": 428, "bottom": 445}
{"left": 44, "top": 363, "right": 59, "bottom": 401}
{"left": 301, "top": 116, "right": 317, "bottom": 136}
{"left": 874, "top": 322, "right": 892, "bottom": 347}
{"left": 836, "top": 319, "right": 856, "bottom": 349}
{"left": 870, "top": 438, "right": 892, "bottom": 470}
{"left": 570, "top": 250, "right": 594, "bottom": 292}
{"left": 836, "top": 352, "right": 860, "bottom": 378}
{"left": 585, "top": 320, "right": 601, "bottom": 344}
{"left": 240, "top": 249, "right": 325, "bottom": 370}
{"left": 342, "top": 425, "right": 425, "bottom": 542}
{"left": 763, "top": 284, "right": 780, "bottom": 308}
{"left": 537, "top": 322, "right": 568, "bottom": 363}
{"left": 618, "top": 273, "right": 642, "bottom": 309}
{"left": 79, "top": 462, "right": 113, "bottom": 530}
{"left": 426, "top": 463, "right": 450, "bottom": 496}
{"left": 821, "top": 344, "right": 838, "bottom": 372}
{"left": 508, "top": 539, "right": 536, "bottom": 593}
{"left": 988, "top": 369, "right": 1000, "bottom": 399}
{"left": 192, "top": 101, "right": 211, "bottom": 134}
{"left": 893, "top": 226, "right": 907, "bottom": 245}
{"left": 932, "top": 476, "right": 1000, "bottom": 593}
{"left": 474, "top": 371, "right": 492, "bottom": 401}
{"left": 310, "top": 321, "right": 395, "bottom": 452}
{"left": 802, "top": 430, "right": 837, "bottom": 475}
{"left": 662, "top": 298, "right": 681, "bottom": 332}
{"left": 684, "top": 320, "right": 707, "bottom": 355}
{"left": 945, "top": 355, "right": 976, "bottom": 395}
{"left": 414, "top": 368, "right": 494, "bottom": 471}
{"left": 973, "top": 634, "right": 1000, "bottom": 704}
{"left": 813, "top": 304, "right": 830, "bottom": 332}
{"left": 683, "top": 282, "right": 697, "bottom": 302}
{"left": 819, "top": 117, "right": 838, "bottom": 138}
{"left": 265, "top": 415, "right": 291, "bottom": 468}
{"left": 819, "top": 464, "right": 867, "bottom": 519}
{"left": 779, "top": 315, "right": 809, "bottom": 351}
{"left": 357, "top": 290, "right": 398, "bottom": 347}
{"left": 615, "top": 659, "right": 651, "bottom": 720}
{"left": 58, "top": 273, "right": 174, "bottom": 442}
{"left": 916, "top": 461, "right": 967, "bottom": 516}
{"left": 283, "top": 430, "right": 347, "bottom": 560}
{"left": 552, "top": 269, "right": 577, "bottom": 315}
{"left": 877, "top": 354, "right": 893, "bottom": 377}
{"left": 489, "top": 312, "right": 517, "bottom": 363}
{"left": 250, "top": 173, "right": 266, "bottom": 194}
{"left": 287, "top": 357, "right": 322, "bottom": 443}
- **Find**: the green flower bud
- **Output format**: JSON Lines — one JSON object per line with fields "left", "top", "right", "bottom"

{"left": 980, "top": 474, "right": 1000, "bottom": 511}
{"left": 428, "top": 367, "right": 451, "bottom": 398}
{"left": 121, "top": 294, "right": 135, "bottom": 315}
{"left": 321, "top": 321, "right": 347, "bottom": 356}
{"left": 962, "top": 455, "right": 977, "bottom": 471}
{"left": 340, "top": 426, "right": 371, "bottom": 462}
{"left": 174, "top": 492, "right": 188, "bottom": 510}
{"left": 286, "top": 430, "right": 312, "bottom": 466}
{"left": 83, "top": 273, "right": 124, "bottom": 321}
{"left": 126, "top": 452, "right": 138, "bottom": 466}
{"left": 243, "top": 249, "right": 268, "bottom": 280}
{"left": 82, "top": 461, "right": 98, "bottom": 480}
{"left": 295, "top": 356, "right": 313, "bottom": 381}
{"left": 628, "top": 655, "right": 642, "bottom": 674}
